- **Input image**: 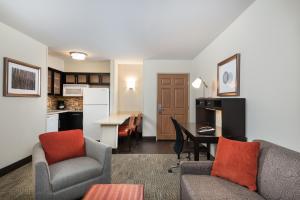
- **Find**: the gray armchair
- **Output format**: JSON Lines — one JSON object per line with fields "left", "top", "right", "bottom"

{"left": 32, "top": 137, "right": 112, "bottom": 200}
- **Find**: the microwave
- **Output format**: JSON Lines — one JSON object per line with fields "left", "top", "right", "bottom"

{"left": 63, "top": 84, "right": 89, "bottom": 96}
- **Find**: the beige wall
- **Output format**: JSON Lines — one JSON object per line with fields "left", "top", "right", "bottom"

{"left": 191, "top": 0, "right": 300, "bottom": 152}
{"left": 118, "top": 64, "right": 143, "bottom": 113}
{"left": 64, "top": 59, "right": 110, "bottom": 73}
{"left": 142, "top": 60, "right": 193, "bottom": 137}
{"left": 48, "top": 54, "right": 64, "bottom": 71}
{"left": 0, "top": 22, "right": 48, "bottom": 168}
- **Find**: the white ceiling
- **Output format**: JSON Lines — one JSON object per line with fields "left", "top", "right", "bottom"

{"left": 0, "top": 0, "right": 254, "bottom": 61}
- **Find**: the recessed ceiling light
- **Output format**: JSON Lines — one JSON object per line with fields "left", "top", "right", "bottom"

{"left": 70, "top": 52, "right": 87, "bottom": 60}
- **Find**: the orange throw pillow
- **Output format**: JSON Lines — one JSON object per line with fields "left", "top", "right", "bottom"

{"left": 211, "top": 136, "right": 260, "bottom": 191}
{"left": 39, "top": 129, "right": 85, "bottom": 165}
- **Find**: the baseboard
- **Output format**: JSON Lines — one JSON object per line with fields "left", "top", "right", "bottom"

{"left": 0, "top": 156, "right": 32, "bottom": 177}
{"left": 142, "top": 136, "right": 156, "bottom": 141}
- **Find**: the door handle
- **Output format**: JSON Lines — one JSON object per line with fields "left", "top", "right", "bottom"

{"left": 158, "top": 104, "right": 163, "bottom": 113}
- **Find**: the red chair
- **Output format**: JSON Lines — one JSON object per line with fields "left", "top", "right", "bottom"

{"left": 118, "top": 115, "right": 136, "bottom": 151}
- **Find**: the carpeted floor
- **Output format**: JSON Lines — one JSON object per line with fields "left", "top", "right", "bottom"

{"left": 0, "top": 154, "right": 205, "bottom": 200}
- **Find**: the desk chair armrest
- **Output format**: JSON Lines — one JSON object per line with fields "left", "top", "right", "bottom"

{"left": 180, "top": 161, "right": 213, "bottom": 176}
{"left": 32, "top": 143, "right": 52, "bottom": 200}
{"left": 85, "top": 137, "right": 112, "bottom": 181}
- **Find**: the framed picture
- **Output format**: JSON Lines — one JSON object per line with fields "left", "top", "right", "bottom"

{"left": 3, "top": 57, "right": 41, "bottom": 97}
{"left": 217, "top": 54, "right": 240, "bottom": 96}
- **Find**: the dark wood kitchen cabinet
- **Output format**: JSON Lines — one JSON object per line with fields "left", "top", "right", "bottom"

{"left": 88, "top": 73, "right": 110, "bottom": 85}
{"left": 64, "top": 73, "right": 89, "bottom": 84}
{"left": 63, "top": 72, "right": 110, "bottom": 86}
{"left": 53, "top": 71, "right": 61, "bottom": 95}
{"left": 48, "top": 69, "right": 53, "bottom": 94}
{"left": 48, "top": 67, "right": 62, "bottom": 96}
{"left": 101, "top": 73, "right": 110, "bottom": 85}
{"left": 58, "top": 112, "right": 68, "bottom": 131}
{"left": 69, "top": 112, "right": 83, "bottom": 129}
{"left": 77, "top": 74, "right": 89, "bottom": 84}
{"left": 65, "top": 74, "right": 77, "bottom": 84}
{"left": 89, "top": 74, "right": 101, "bottom": 85}
{"left": 59, "top": 112, "right": 83, "bottom": 131}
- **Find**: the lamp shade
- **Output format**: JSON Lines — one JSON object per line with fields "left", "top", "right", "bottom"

{"left": 192, "top": 78, "right": 202, "bottom": 88}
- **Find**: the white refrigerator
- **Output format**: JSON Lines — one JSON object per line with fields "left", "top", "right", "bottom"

{"left": 83, "top": 88, "right": 109, "bottom": 140}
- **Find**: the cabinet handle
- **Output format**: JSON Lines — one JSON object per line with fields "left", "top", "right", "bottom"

{"left": 71, "top": 113, "right": 81, "bottom": 116}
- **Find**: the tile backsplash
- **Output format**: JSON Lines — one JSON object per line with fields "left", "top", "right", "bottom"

{"left": 48, "top": 96, "right": 83, "bottom": 111}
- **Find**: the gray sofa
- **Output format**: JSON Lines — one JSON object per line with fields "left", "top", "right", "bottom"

{"left": 32, "top": 137, "right": 112, "bottom": 200}
{"left": 180, "top": 140, "right": 300, "bottom": 200}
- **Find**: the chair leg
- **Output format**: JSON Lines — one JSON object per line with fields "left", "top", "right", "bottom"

{"left": 135, "top": 131, "right": 139, "bottom": 145}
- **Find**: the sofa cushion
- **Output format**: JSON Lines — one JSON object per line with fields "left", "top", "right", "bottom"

{"left": 211, "top": 137, "right": 260, "bottom": 191}
{"left": 39, "top": 129, "right": 85, "bottom": 165}
{"left": 181, "top": 175, "right": 265, "bottom": 200}
{"left": 256, "top": 140, "right": 300, "bottom": 200}
{"left": 49, "top": 157, "right": 102, "bottom": 192}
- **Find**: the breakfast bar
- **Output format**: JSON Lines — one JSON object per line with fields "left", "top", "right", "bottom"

{"left": 97, "top": 114, "right": 131, "bottom": 148}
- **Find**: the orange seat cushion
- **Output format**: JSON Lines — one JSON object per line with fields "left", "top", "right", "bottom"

{"left": 118, "top": 125, "right": 130, "bottom": 137}
{"left": 211, "top": 136, "right": 260, "bottom": 191}
{"left": 39, "top": 129, "right": 85, "bottom": 165}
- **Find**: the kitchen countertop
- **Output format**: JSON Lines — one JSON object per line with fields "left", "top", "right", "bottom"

{"left": 47, "top": 110, "right": 83, "bottom": 115}
{"left": 97, "top": 112, "right": 141, "bottom": 125}
{"left": 97, "top": 114, "right": 131, "bottom": 125}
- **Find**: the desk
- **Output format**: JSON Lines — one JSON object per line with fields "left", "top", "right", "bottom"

{"left": 97, "top": 114, "right": 131, "bottom": 149}
{"left": 180, "top": 123, "right": 221, "bottom": 161}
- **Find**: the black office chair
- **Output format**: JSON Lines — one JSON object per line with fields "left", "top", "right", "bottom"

{"left": 168, "top": 117, "right": 193, "bottom": 173}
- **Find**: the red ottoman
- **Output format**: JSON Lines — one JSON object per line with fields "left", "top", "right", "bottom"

{"left": 83, "top": 184, "right": 144, "bottom": 200}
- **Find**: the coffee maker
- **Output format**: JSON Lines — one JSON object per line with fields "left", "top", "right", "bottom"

{"left": 57, "top": 100, "right": 65, "bottom": 110}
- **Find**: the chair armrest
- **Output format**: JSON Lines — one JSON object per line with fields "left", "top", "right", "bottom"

{"left": 32, "top": 143, "right": 52, "bottom": 199}
{"left": 180, "top": 161, "right": 213, "bottom": 176}
{"left": 85, "top": 137, "right": 112, "bottom": 181}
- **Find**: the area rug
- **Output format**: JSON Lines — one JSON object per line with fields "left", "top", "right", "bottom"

{"left": 0, "top": 154, "right": 205, "bottom": 200}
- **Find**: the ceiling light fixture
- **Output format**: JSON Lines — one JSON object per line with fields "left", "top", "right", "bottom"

{"left": 70, "top": 52, "right": 87, "bottom": 60}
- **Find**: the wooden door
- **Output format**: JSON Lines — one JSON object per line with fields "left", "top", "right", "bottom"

{"left": 157, "top": 74, "right": 189, "bottom": 140}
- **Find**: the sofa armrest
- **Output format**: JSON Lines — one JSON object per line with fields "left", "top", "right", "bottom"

{"left": 85, "top": 137, "right": 112, "bottom": 182}
{"left": 32, "top": 143, "right": 52, "bottom": 200}
{"left": 180, "top": 161, "right": 213, "bottom": 176}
